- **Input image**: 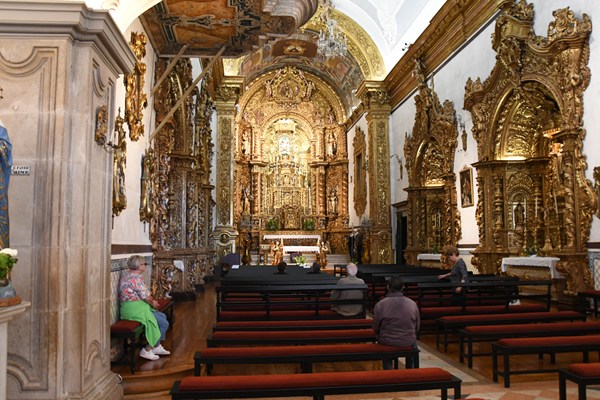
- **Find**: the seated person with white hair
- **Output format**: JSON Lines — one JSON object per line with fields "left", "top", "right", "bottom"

{"left": 330, "top": 263, "right": 365, "bottom": 316}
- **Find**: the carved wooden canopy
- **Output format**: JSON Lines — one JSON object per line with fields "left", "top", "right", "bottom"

{"left": 404, "top": 59, "right": 461, "bottom": 263}
{"left": 464, "top": 1, "right": 597, "bottom": 295}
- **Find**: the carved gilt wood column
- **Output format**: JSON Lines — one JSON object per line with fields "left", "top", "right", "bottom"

{"left": 357, "top": 81, "right": 393, "bottom": 263}
{"left": 212, "top": 81, "right": 242, "bottom": 260}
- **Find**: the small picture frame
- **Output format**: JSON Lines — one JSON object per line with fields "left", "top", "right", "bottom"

{"left": 460, "top": 167, "right": 474, "bottom": 207}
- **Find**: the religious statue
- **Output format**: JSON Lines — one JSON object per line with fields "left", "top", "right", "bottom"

{"left": 328, "top": 188, "right": 338, "bottom": 214}
{"left": 318, "top": 240, "right": 329, "bottom": 268}
{"left": 242, "top": 187, "right": 251, "bottom": 215}
{"left": 112, "top": 110, "right": 127, "bottom": 216}
{"left": 271, "top": 239, "right": 284, "bottom": 266}
{"left": 326, "top": 130, "right": 337, "bottom": 158}
{"left": 0, "top": 118, "right": 12, "bottom": 248}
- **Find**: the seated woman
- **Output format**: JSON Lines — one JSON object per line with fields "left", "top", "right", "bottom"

{"left": 119, "top": 255, "right": 171, "bottom": 361}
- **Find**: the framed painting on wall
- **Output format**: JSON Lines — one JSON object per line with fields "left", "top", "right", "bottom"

{"left": 460, "top": 167, "right": 474, "bottom": 207}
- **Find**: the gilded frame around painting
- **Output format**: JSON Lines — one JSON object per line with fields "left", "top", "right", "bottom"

{"left": 460, "top": 167, "right": 473, "bottom": 208}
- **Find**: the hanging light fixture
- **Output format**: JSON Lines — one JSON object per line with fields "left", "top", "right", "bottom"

{"left": 317, "top": 0, "right": 347, "bottom": 59}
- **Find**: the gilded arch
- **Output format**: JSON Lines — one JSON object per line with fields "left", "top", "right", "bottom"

{"left": 234, "top": 65, "right": 350, "bottom": 252}
{"left": 464, "top": 1, "right": 597, "bottom": 295}
{"left": 404, "top": 59, "right": 461, "bottom": 263}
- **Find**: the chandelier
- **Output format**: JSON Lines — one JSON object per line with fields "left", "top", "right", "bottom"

{"left": 317, "top": 0, "right": 347, "bottom": 59}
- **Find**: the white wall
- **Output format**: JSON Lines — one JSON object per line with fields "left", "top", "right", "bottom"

{"left": 110, "top": 18, "right": 156, "bottom": 250}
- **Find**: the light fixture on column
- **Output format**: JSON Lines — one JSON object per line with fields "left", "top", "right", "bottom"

{"left": 317, "top": 0, "right": 347, "bottom": 59}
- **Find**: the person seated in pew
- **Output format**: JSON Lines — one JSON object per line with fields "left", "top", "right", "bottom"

{"left": 307, "top": 262, "right": 322, "bottom": 274}
{"left": 274, "top": 261, "right": 288, "bottom": 274}
{"left": 119, "top": 255, "right": 171, "bottom": 361}
{"left": 330, "top": 263, "right": 365, "bottom": 316}
{"left": 373, "top": 276, "right": 420, "bottom": 369}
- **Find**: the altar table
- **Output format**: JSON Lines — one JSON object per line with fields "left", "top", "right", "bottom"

{"left": 500, "top": 256, "right": 563, "bottom": 279}
{"left": 417, "top": 253, "right": 442, "bottom": 268}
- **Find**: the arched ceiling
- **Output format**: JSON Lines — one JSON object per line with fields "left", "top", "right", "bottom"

{"left": 97, "top": 0, "right": 443, "bottom": 115}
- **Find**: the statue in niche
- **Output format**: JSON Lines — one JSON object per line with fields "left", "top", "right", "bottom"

{"left": 328, "top": 188, "right": 338, "bottom": 214}
{"left": 240, "top": 114, "right": 252, "bottom": 157}
{"left": 326, "top": 130, "right": 337, "bottom": 158}
{"left": 513, "top": 202, "right": 525, "bottom": 252}
{"left": 242, "top": 187, "right": 251, "bottom": 215}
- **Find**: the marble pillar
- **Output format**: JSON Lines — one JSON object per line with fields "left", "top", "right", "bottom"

{"left": 0, "top": 2, "right": 135, "bottom": 398}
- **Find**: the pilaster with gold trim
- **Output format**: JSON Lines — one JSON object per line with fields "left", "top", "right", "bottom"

{"left": 212, "top": 80, "right": 243, "bottom": 260}
{"left": 357, "top": 81, "right": 393, "bottom": 263}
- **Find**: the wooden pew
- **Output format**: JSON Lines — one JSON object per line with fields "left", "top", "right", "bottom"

{"left": 216, "top": 283, "right": 368, "bottom": 321}
{"left": 194, "top": 343, "right": 418, "bottom": 375}
{"left": 207, "top": 328, "right": 376, "bottom": 347}
{"left": 558, "top": 363, "right": 600, "bottom": 400}
{"left": 436, "top": 310, "right": 586, "bottom": 351}
{"left": 459, "top": 321, "right": 600, "bottom": 368}
{"left": 171, "top": 368, "right": 462, "bottom": 400}
{"left": 213, "top": 318, "right": 373, "bottom": 331}
{"left": 492, "top": 335, "right": 600, "bottom": 387}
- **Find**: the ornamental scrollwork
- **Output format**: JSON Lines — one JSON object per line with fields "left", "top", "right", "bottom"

{"left": 112, "top": 109, "right": 127, "bottom": 217}
{"left": 124, "top": 32, "right": 148, "bottom": 141}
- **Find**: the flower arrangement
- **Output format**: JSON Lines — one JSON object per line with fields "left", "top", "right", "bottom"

{"left": 0, "top": 248, "right": 18, "bottom": 281}
{"left": 303, "top": 218, "right": 315, "bottom": 231}
{"left": 266, "top": 218, "right": 279, "bottom": 231}
{"left": 294, "top": 255, "right": 307, "bottom": 266}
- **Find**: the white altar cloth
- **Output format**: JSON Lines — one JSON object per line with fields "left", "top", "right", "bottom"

{"left": 501, "top": 256, "right": 563, "bottom": 279}
{"left": 283, "top": 245, "right": 320, "bottom": 254}
{"left": 264, "top": 234, "right": 321, "bottom": 241}
{"left": 417, "top": 253, "right": 442, "bottom": 261}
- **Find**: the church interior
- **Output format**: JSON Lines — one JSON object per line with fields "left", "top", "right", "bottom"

{"left": 1, "top": 0, "right": 600, "bottom": 398}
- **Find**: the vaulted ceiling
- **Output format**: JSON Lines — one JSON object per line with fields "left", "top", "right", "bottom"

{"left": 137, "top": 0, "right": 444, "bottom": 114}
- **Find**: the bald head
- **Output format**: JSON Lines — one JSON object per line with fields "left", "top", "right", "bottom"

{"left": 346, "top": 263, "right": 358, "bottom": 277}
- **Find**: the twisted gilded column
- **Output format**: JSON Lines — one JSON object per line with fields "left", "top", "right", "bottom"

{"left": 212, "top": 81, "right": 243, "bottom": 260}
{"left": 357, "top": 81, "right": 393, "bottom": 263}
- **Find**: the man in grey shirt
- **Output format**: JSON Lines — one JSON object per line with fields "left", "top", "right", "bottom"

{"left": 373, "top": 276, "right": 420, "bottom": 369}
{"left": 330, "top": 263, "right": 365, "bottom": 316}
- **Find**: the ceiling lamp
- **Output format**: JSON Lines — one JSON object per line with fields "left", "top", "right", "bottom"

{"left": 317, "top": 0, "right": 347, "bottom": 59}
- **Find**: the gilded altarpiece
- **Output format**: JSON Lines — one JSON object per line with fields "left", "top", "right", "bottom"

{"left": 464, "top": 2, "right": 597, "bottom": 296}
{"left": 151, "top": 59, "right": 215, "bottom": 297}
{"left": 235, "top": 66, "right": 350, "bottom": 254}
{"left": 404, "top": 60, "right": 461, "bottom": 264}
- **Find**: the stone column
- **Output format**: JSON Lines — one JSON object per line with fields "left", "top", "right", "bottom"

{"left": 0, "top": 2, "right": 133, "bottom": 398}
{"left": 357, "top": 81, "right": 393, "bottom": 263}
{"left": 212, "top": 81, "right": 242, "bottom": 260}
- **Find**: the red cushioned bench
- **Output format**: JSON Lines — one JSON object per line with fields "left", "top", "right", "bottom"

{"left": 559, "top": 363, "right": 600, "bottom": 400}
{"left": 217, "top": 309, "right": 350, "bottom": 321}
{"left": 419, "top": 303, "right": 547, "bottom": 332}
{"left": 170, "top": 368, "right": 462, "bottom": 400}
{"left": 207, "top": 328, "right": 376, "bottom": 347}
{"left": 110, "top": 298, "right": 174, "bottom": 374}
{"left": 459, "top": 321, "right": 600, "bottom": 368}
{"left": 436, "top": 310, "right": 586, "bottom": 351}
{"left": 492, "top": 335, "right": 600, "bottom": 387}
{"left": 213, "top": 318, "right": 373, "bottom": 331}
{"left": 195, "top": 343, "right": 418, "bottom": 375}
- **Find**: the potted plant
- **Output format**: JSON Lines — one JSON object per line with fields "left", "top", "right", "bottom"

{"left": 0, "top": 248, "right": 19, "bottom": 303}
{"left": 294, "top": 255, "right": 307, "bottom": 267}
{"left": 0, "top": 247, "right": 17, "bottom": 283}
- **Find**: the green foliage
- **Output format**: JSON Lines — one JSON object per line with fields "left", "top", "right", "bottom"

{"left": 303, "top": 219, "right": 315, "bottom": 231}
{"left": 266, "top": 218, "right": 279, "bottom": 231}
{"left": 0, "top": 248, "right": 18, "bottom": 280}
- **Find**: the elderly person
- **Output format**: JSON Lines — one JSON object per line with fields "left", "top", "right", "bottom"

{"left": 373, "top": 276, "right": 420, "bottom": 369}
{"left": 330, "top": 263, "right": 365, "bottom": 316}
{"left": 119, "top": 255, "right": 170, "bottom": 361}
{"left": 438, "top": 246, "right": 469, "bottom": 294}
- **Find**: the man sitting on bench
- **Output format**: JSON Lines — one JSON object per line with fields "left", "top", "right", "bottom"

{"left": 331, "top": 263, "right": 365, "bottom": 316}
{"left": 373, "top": 276, "right": 420, "bottom": 369}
